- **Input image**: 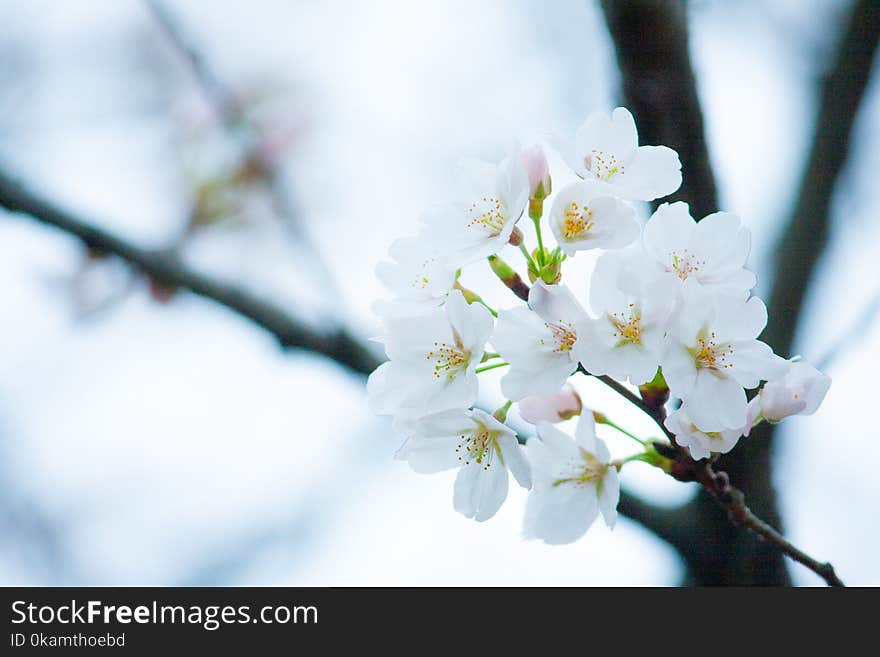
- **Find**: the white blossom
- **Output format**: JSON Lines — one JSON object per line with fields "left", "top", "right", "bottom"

{"left": 548, "top": 181, "right": 639, "bottom": 256}
{"left": 747, "top": 360, "right": 831, "bottom": 427}
{"left": 580, "top": 247, "right": 678, "bottom": 384}
{"left": 524, "top": 414, "right": 619, "bottom": 544}
{"left": 492, "top": 281, "right": 589, "bottom": 400}
{"left": 373, "top": 234, "right": 457, "bottom": 318}
{"left": 662, "top": 284, "right": 787, "bottom": 432}
{"left": 367, "top": 290, "right": 493, "bottom": 421}
{"left": 563, "top": 107, "right": 681, "bottom": 202}
{"left": 422, "top": 152, "right": 528, "bottom": 265}
{"left": 396, "top": 408, "right": 531, "bottom": 522}
{"left": 643, "top": 202, "right": 756, "bottom": 293}
{"left": 665, "top": 406, "right": 743, "bottom": 460}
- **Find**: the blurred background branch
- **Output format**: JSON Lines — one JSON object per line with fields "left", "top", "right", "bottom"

{"left": 0, "top": 170, "right": 379, "bottom": 376}
{"left": 600, "top": 0, "right": 880, "bottom": 584}
{"left": 144, "top": 0, "right": 342, "bottom": 305}
{"left": 599, "top": 0, "right": 717, "bottom": 219}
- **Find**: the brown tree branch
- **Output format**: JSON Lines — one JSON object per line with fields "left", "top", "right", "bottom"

{"left": 717, "top": 0, "right": 879, "bottom": 585}
{"left": 688, "top": 460, "right": 845, "bottom": 587}
{"left": 599, "top": 0, "right": 717, "bottom": 219}
{"left": 599, "top": 0, "right": 879, "bottom": 586}
{"left": 764, "top": 0, "right": 880, "bottom": 357}
{"left": 0, "top": 170, "right": 380, "bottom": 377}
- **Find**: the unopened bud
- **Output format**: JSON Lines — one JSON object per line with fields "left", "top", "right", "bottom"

{"left": 521, "top": 144, "right": 551, "bottom": 196}
{"left": 756, "top": 361, "right": 830, "bottom": 422}
{"left": 508, "top": 226, "right": 524, "bottom": 246}
{"left": 520, "top": 144, "right": 551, "bottom": 219}
{"left": 519, "top": 384, "right": 583, "bottom": 424}
{"left": 488, "top": 255, "right": 530, "bottom": 302}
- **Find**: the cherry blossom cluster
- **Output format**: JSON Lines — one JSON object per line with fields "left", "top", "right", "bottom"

{"left": 367, "top": 107, "right": 831, "bottom": 544}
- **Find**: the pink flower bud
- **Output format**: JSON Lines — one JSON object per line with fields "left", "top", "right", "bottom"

{"left": 520, "top": 144, "right": 551, "bottom": 201}
{"left": 757, "top": 361, "right": 831, "bottom": 423}
{"left": 518, "top": 384, "right": 582, "bottom": 424}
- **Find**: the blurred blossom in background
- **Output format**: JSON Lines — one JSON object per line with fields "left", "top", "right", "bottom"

{"left": 0, "top": 0, "right": 878, "bottom": 585}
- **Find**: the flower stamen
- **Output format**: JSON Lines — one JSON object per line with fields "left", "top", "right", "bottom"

{"left": 585, "top": 149, "right": 624, "bottom": 181}
{"left": 466, "top": 195, "right": 507, "bottom": 237}
{"left": 540, "top": 320, "right": 577, "bottom": 353}
{"left": 692, "top": 330, "right": 734, "bottom": 371}
{"left": 563, "top": 202, "right": 595, "bottom": 241}
{"left": 425, "top": 336, "right": 471, "bottom": 381}
{"left": 608, "top": 303, "right": 642, "bottom": 346}
{"left": 455, "top": 425, "right": 500, "bottom": 470}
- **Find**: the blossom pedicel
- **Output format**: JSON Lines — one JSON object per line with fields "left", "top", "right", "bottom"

{"left": 367, "top": 107, "right": 830, "bottom": 542}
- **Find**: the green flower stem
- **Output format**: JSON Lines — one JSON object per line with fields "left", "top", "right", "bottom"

{"left": 612, "top": 452, "right": 651, "bottom": 470}
{"left": 532, "top": 216, "right": 545, "bottom": 267}
{"left": 475, "top": 361, "right": 509, "bottom": 374}
{"left": 518, "top": 242, "right": 537, "bottom": 271}
{"left": 602, "top": 419, "right": 647, "bottom": 446}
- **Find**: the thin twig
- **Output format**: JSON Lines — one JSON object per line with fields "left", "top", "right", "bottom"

{"left": 144, "top": 0, "right": 342, "bottom": 301}
{"left": 577, "top": 366, "right": 844, "bottom": 586}
{"left": 578, "top": 365, "right": 674, "bottom": 440}
{"left": 690, "top": 461, "right": 845, "bottom": 587}
{"left": 0, "top": 170, "right": 380, "bottom": 377}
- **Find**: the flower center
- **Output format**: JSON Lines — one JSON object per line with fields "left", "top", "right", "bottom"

{"left": 411, "top": 257, "right": 435, "bottom": 290}
{"left": 585, "top": 149, "right": 624, "bottom": 181}
{"left": 466, "top": 195, "right": 507, "bottom": 237}
{"left": 689, "top": 423, "right": 723, "bottom": 441}
{"left": 692, "top": 331, "right": 734, "bottom": 372}
{"left": 563, "top": 202, "right": 595, "bottom": 241}
{"left": 553, "top": 449, "right": 606, "bottom": 488}
{"left": 540, "top": 320, "right": 577, "bottom": 353}
{"left": 455, "top": 425, "right": 499, "bottom": 470}
{"left": 669, "top": 249, "right": 705, "bottom": 281}
{"left": 608, "top": 304, "right": 642, "bottom": 346}
{"left": 425, "top": 334, "right": 471, "bottom": 381}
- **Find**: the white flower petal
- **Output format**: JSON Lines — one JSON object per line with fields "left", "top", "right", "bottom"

{"left": 685, "top": 371, "right": 748, "bottom": 432}
{"left": 524, "top": 487, "right": 599, "bottom": 544}
{"left": 500, "top": 359, "right": 576, "bottom": 401}
{"left": 529, "top": 281, "right": 588, "bottom": 327}
{"left": 597, "top": 467, "right": 620, "bottom": 529}
{"left": 396, "top": 435, "right": 462, "bottom": 473}
{"left": 453, "top": 460, "right": 508, "bottom": 522}
{"left": 644, "top": 202, "right": 696, "bottom": 267}
{"left": 414, "top": 408, "right": 474, "bottom": 438}
{"left": 498, "top": 434, "right": 532, "bottom": 489}
{"left": 616, "top": 145, "right": 682, "bottom": 201}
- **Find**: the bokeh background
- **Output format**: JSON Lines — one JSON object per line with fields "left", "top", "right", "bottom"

{"left": 0, "top": 0, "right": 878, "bottom": 585}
